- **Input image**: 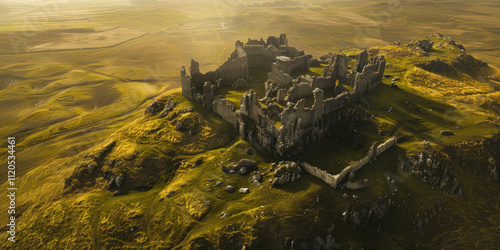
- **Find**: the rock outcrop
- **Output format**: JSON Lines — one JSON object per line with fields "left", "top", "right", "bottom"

{"left": 269, "top": 161, "right": 302, "bottom": 187}
{"left": 405, "top": 152, "right": 463, "bottom": 197}
{"left": 222, "top": 159, "right": 258, "bottom": 175}
{"left": 343, "top": 195, "right": 392, "bottom": 233}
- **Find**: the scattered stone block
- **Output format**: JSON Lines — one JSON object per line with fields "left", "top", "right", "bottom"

{"left": 225, "top": 186, "right": 235, "bottom": 193}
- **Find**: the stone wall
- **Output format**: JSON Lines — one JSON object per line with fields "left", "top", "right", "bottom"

{"left": 352, "top": 55, "right": 386, "bottom": 100}
{"left": 333, "top": 137, "right": 396, "bottom": 187}
{"left": 179, "top": 34, "right": 386, "bottom": 157}
{"left": 323, "top": 54, "right": 349, "bottom": 81}
{"left": 267, "top": 63, "right": 293, "bottom": 88}
{"left": 242, "top": 45, "right": 275, "bottom": 69}
{"left": 312, "top": 77, "right": 335, "bottom": 90}
{"left": 323, "top": 92, "right": 351, "bottom": 114}
{"left": 213, "top": 97, "right": 236, "bottom": 127}
{"left": 299, "top": 162, "right": 336, "bottom": 187}
{"left": 217, "top": 46, "right": 250, "bottom": 84}
{"left": 181, "top": 66, "right": 194, "bottom": 100}
{"left": 275, "top": 55, "right": 309, "bottom": 75}
{"left": 289, "top": 55, "right": 309, "bottom": 73}
{"left": 299, "top": 137, "right": 397, "bottom": 189}
{"left": 287, "top": 83, "right": 312, "bottom": 102}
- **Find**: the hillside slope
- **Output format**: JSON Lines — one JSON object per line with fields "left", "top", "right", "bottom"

{"left": 1, "top": 35, "right": 500, "bottom": 249}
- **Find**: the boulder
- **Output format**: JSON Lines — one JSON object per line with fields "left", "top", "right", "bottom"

{"left": 159, "top": 98, "right": 176, "bottom": 118}
{"left": 144, "top": 101, "right": 161, "bottom": 114}
{"left": 222, "top": 159, "right": 258, "bottom": 174}
{"left": 414, "top": 40, "right": 434, "bottom": 52}
{"left": 440, "top": 130, "right": 454, "bottom": 136}
{"left": 344, "top": 179, "right": 369, "bottom": 190}
{"left": 225, "top": 185, "right": 236, "bottom": 193}
{"left": 271, "top": 161, "right": 302, "bottom": 187}
{"left": 239, "top": 167, "right": 248, "bottom": 176}
{"left": 176, "top": 121, "right": 187, "bottom": 132}
{"left": 179, "top": 108, "right": 194, "bottom": 114}
{"left": 252, "top": 173, "right": 262, "bottom": 182}
{"left": 390, "top": 82, "right": 400, "bottom": 90}
{"left": 245, "top": 148, "right": 255, "bottom": 155}
{"left": 114, "top": 174, "right": 125, "bottom": 188}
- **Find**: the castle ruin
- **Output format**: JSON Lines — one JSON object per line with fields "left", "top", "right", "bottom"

{"left": 181, "top": 34, "right": 386, "bottom": 157}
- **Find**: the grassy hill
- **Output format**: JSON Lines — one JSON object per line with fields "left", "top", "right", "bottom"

{"left": 0, "top": 1, "right": 499, "bottom": 248}
{"left": 1, "top": 33, "right": 499, "bottom": 249}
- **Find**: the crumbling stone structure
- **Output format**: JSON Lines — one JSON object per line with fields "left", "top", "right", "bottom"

{"left": 180, "top": 34, "right": 385, "bottom": 157}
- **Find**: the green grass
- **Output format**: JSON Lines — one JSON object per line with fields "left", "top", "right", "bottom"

{"left": 219, "top": 67, "right": 268, "bottom": 107}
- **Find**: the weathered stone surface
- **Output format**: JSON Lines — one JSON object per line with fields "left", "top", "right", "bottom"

{"left": 180, "top": 34, "right": 386, "bottom": 157}
{"left": 176, "top": 121, "right": 185, "bottom": 132}
{"left": 238, "top": 167, "right": 248, "bottom": 176}
{"left": 344, "top": 179, "right": 369, "bottom": 190}
{"left": 190, "top": 58, "right": 200, "bottom": 75}
{"left": 252, "top": 173, "right": 262, "bottom": 183}
{"left": 231, "top": 78, "right": 247, "bottom": 89}
{"left": 405, "top": 152, "right": 463, "bottom": 197}
{"left": 144, "top": 101, "right": 161, "bottom": 114}
{"left": 225, "top": 185, "right": 236, "bottom": 193}
{"left": 159, "top": 98, "right": 176, "bottom": 118}
{"left": 213, "top": 97, "right": 236, "bottom": 126}
{"left": 107, "top": 174, "right": 125, "bottom": 190}
{"left": 343, "top": 195, "right": 392, "bottom": 232}
{"left": 167, "top": 190, "right": 175, "bottom": 197}
{"left": 411, "top": 39, "right": 434, "bottom": 52}
{"left": 333, "top": 138, "right": 396, "bottom": 187}
{"left": 179, "top": 108, "right": 194, "bottom": 114}
{"left": 417, "top": 58, "right": 457, "bottom": 77}
{"left": 300, "top": 162, "right": 336, "bottom": 187}
{"left": 452, "top": 53, "right": 489, "bottom": 76}
{"left": 270, "top": 161, "right": 302, "bottom": 187}
{"left": 115, "top": 174, "right": 125, "bottom": 188}
{"left": 390, "top": 82, "right": 400, "bottom": 90}
{"left": 222, "top": 159, "right": 258, "bottom": 174}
